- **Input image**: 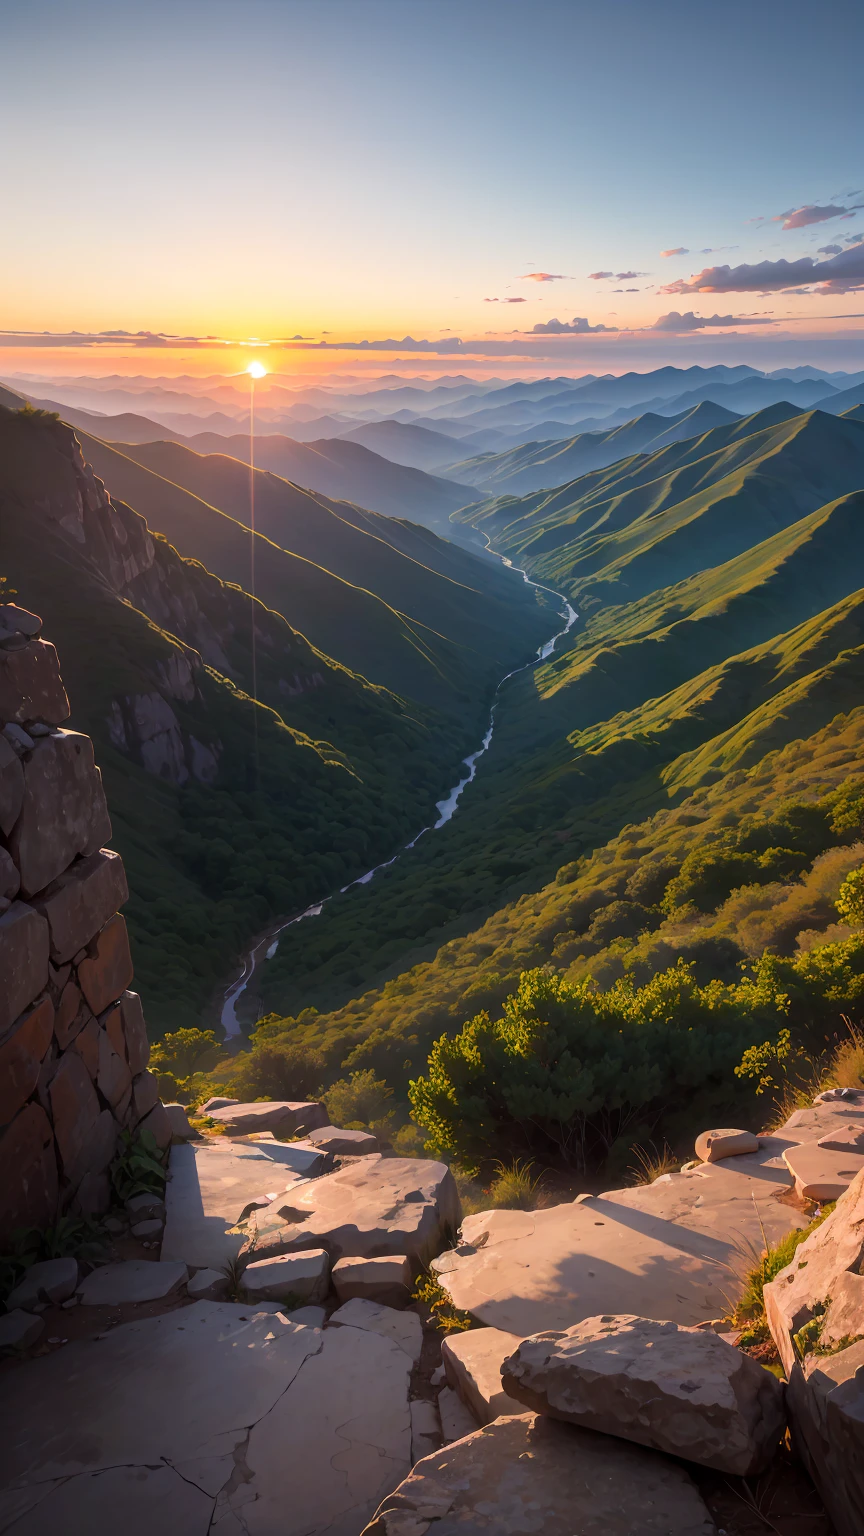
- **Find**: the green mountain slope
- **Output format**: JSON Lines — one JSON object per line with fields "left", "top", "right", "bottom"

{"left": 447, "top": 401, "right": 742, "bottom": 496}
{"left": 75, "top": 432, "right": 554, "bottom": 718}
{"left": 0, "top": 406, "right": 480, "bottom": 1029}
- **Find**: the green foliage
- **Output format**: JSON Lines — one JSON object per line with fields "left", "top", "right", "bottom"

{"left": 409, "top": 963, "right": 779, "bottom": 1171}
{"left": 484, "top": 1158, "right": 542, "bottom": 1210}
{"left": 412, "top": 1270, "right": 473, "bottom": 1333}
{"left": 735, "top": 1027, "right": 812, "bottom": 1097}
{"left": 226, "top": 1038, "right": 326, "bottom": 1105}
{"left": 109, "top": 1130, "right": 167, "bottom": 1203}
{"left": 628, "top": 1142, "right": 679, "bottom": 1184}
{"left": 0, "top": 1217, "right": 108, "bottom": 1305}
{"left": 150, "top": 1028, "right": 220, "bottom": 1079}
{"left": 733, "top": 1206, "right": 834, "bottom": 1345}
{"left": 836, "top": 868, "right": 864, "bottom": 926}
{"left": 322, "top": 1070, "right": 393, "bottom": 1130}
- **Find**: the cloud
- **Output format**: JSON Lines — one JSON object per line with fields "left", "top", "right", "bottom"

{"left": 649, "top": 310, "right": 773, "bottom": 332}
{"left": 661, "top": 241, "right": 864, "bottom": 296}
{"left": 518, "top": 271, "right": 568, "bottom": 282}
{"left": 588, "top": 271, "right": 613, "bottom": 280}
{"left": 661, "top": 247, "right": 689, "bottom": 258}
{"left": 0, "top": 329, "right": 221, "bottom": 348}
{"left": 530, "top": 316, "right": 617, "bottom": 334}
{"left": 818, "top": 244, "right": 843, "bottom": 256}
{"left": 614, "top": 271, "right": 644, "bottom": 280}
{"left": 484, "top": 296, "right": 527, "bottom": 303}
{"left": 774, "top": 202, "right": 863, "bottom": 229}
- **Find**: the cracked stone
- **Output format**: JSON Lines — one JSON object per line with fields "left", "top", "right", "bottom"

{"left": 332, "top": 1254, "right": 412, "bottom": 1308}
{"left": 437, "top": 1384, "right": 478, "bottom": 1443}
{"left": 206, "top": 1101, "right": 328, "bottom": 1137}
{"left": 328, "top": 1298, "right": 423, "bottom": 1363}
{"left": 77, "top": 1260, "right": 188, "bottom": 1306}
{"left": 409, "top": 1399, "right": 441, "bottom": 1464}
{"left": 242, "top": 1250, "right": 329, "bottom": 1304}
{"left": 187, "top": 1268, "right": 230, "bottom": 1301}
{"left": 161, "top": 1137, "right": 322, "bottom": 1271}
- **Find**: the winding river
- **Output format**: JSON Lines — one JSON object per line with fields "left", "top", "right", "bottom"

{"left": 221, "top": 562, "right": 577, "bottom": 1037}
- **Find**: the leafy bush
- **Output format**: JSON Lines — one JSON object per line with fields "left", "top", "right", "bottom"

{"left": 836, "top": 867, "right": 864, "bottom": 926}
{"left": 227, "top": 1039, "right": 326, "bottom": 1104}
{"left": 322, "top": 1069, "right": 393, "bottom": 1130}
{"left": 109, "top": 1130, "right": 167, "bottom": 1202}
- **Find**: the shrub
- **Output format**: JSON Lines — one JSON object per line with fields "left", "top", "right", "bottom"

{"left": 229, "top": 1040, "right": 326, "bottom": 1104}
{"left": 836, "top": 867, "right": 864, "bottom": 927}
{"left": 322, "top": 1070, "right": 393, "bottom": 1130}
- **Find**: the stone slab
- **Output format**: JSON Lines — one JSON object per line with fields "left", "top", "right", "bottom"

{"left": 77, "top": 914, "right": 134, "bottom": 1016}
{"left": 248, "top": 1154, "right": 461, "bottom": 1264}
{"left": 409, "top": 1399, "right": 441, "bottom": 1464}
{"left": 186, "top": 1268, "right": 230, "bottom": 1301}
{"left": 329, "top": 1297, "right": 424, "bottom": 1362}
{"left": 0, "top": 1464, "right": 212, "bottom": 1536}
{"left": 502, "top": 1314, "right": 785, "bottom": 1476}
{"left": 361, "top": 1413, "right": 716, "bottom": 1536}
{"left": 160, "top": 1137, "right": 319, "bottom": 1271}
{"left": 332, "top": 1254, "right": 412, "bottom": 1308}
{"left": 163, "top": 1102, "right": 196, "bottom": 1140}
{"left": 782, "top": 1139, "right": 864, "bottom": 1201}
{"left": 77, "top": 1260, "right": 188, "bottom": 1306}
{"left": 695, "top": 1127, "right": 759, "bottom": 1162}
{"left": 818, "top": 1123, "right": 864, "bottom": 1153}
{"left": 302, "top": 1124, "right": 379, "bottom": 1155}
{"left": 8, "top": 730, "right": 112, "bottom": 898}
{"left": 30, "top": 850, "right": 128, "bottom": 965}
{"left": 8, "top": 1257, "right": 78, "bottom": 1310}
{"left": 438, "top": 1384, "right": 478, "bottom": 1441}
{"left": 242, "top": 1249, "right": 329, "bottom": 1304}
{"left": 284, "top": 1304, "right": 326, "bottom": 1328}
{"left": 206, "top": 1100, "right": 328, "bottom": 1136}
{"left": 441, "top": 1326, "right": 524, "bottom": 1425}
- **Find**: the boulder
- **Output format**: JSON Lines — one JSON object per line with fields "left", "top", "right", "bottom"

{"left": 131, "top": 1069, "right": 160, "bottom": 1123}
{"left": 77, "top": 914, "right": 134, "bottom": 1016}
{"left": 333, "top": 1254, "right": 412, "bottom": 1308}
{"left": 163, "top": 1103, "right": 197, "bottom": 1141}
{"left": 8, "top": 1256, "right": 79, "bottom": 1309}
{"left": 96, "top": 1024, "right": 132, "bottom": 1110}
{"left": 49, "top": 1048, "right": 101, "bottom": 1178}
{"left": 0, "top": 1101, "right": 58, "bottom": 1239}
{"left": 137, "top": 1101, "right": 173, "bottom": 1151}
{"left": 438, "top": 1384, "right": 478, "bottom": 1441}
{"left": 31, "top": 849, "right": 128, "bottom": 964}
{"left": 501, "top": 1313, "right": 786, "bottom": 1476}
{"left": 77, "top": 1259, "right": 189, "bottom": 1306}
{"left": 206, "top": 1099, "right": 328, "bottom": 1136}
{"left": 441, "top": 1326, "right": 524, "bottom": 1425}
{"left": 0, "top": 636, "right": 69, "bottom": 726}
{"left": 765, "top": 1169, "right": 864, "bottom": 1536}
{"left": 248, "top": 1154, "right": 460, "bottom": 1264}
{"left": 73, "top": 1168, "right": 112, "bottom": 1218}
{"left": 329, "top": 1297, "right": 424, "bottom": 1363}
{"left": 782, "top": 1139, "right": 864, "bottom": 1201}
{"left": 125, "top": 1192, "right": 165, "bottom": 1221}
{"left": 0, "top": 901, "right": 49, "bottom": 1035}
{"left": 361, "top": 1413, "right": 716, "bottom": 1536}
{"left": 186, "top": 1268, "right": 230, "bottom": 1301}
{"left": 410, "top": 1399, "right": 441, "bottom": 1464}
{"left": 8, "top": 730, "right": 112, "bottom": 897}
{"left": 0, "top": 1309, "right": 44, "bottom": 1352}
{"left": 0, "top": 995, "right": 54, "bottom": 1125}
{"left": 303, "top": 1124, "right": 379, "bottom": 1155}
{"left": 0, "top": 734, "right": 25, "bottom": 836}
{"left": 817, "top": 1123, "right": 864, "bottom": 1153}
{"left": 199, "top": 1096, "right": 238, "bottom": 1114}
{"left": 0, "top": 602, "right": 41, "bottom": 637}
{"left": 241, "top": 1249, "right": 330, "bottom": 1304}
{"left": 119, "top": 990, "right": 149, "bottom": 1076}
{"left": 131, "top": 1218, "right": 164, "bottom": 1238}
{"left": 695, "top": 1127, "right": 760, "bottom": 1162}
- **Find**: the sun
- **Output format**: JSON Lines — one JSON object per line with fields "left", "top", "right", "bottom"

{"left": 246, "top": 361, "right": 267, "bottom": 379}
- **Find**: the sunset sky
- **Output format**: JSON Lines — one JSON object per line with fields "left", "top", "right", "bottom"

{"left": 3, "top": 0, "right": 864, "bottom": 379}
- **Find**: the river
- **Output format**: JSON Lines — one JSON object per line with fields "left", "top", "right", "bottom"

{"left": 220, "top": 562, "right": 577, "bottom": 1037}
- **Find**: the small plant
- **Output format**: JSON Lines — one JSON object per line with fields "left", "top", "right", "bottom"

{"left": 485, "top": 1158, "right": 542, "bottom": 1210}
{"left": 628, "top": 1142, "right": 679, "bottom": 1185}
{"left": 825, "top": 1016, "right": 864, "bottom": 1091}
{"left": 0, "top": 1217, "right": 108, "bottom": 1305}
{"left": 109, "top": 1129, "right": 167, "bottom": 1203}
{"left": 731, "top": 1203, "right": 835, "bottom": 1345}
{"left": 413, "top": 1270, "right": 473, "bottom": 1332}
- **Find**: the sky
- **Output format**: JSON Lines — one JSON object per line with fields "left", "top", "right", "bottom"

{"left": 3, "top": 0, "right": 864, "bottom": 379}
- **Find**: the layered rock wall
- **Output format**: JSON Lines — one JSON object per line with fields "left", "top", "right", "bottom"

{"left": 0, "top": 602, "right": 166, "bottom": 1240}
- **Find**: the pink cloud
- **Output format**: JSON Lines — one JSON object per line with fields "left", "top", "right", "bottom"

{"left": 661, "top": 241, "right": 864, "bottom": 296}
{"left": 649, "top": 310, "right": 773, "bottom": 332}
{"left": 518, "top": 271, "right": 568, "bottom": 282}
{"left": 531, "top": 315, "right": 617, "bottom": 334}
{"left": 774, "top": 202, "right": 862, "bottom": 230}
{"left": 661, "top": 247, "right": 688, "bottom": 257}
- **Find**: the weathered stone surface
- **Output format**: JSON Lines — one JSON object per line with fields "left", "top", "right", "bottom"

{"left": 252, "top": 1136, "right": 328, "bottom": 1176}
{"left": 77, "top": 914, "right": 134, "bottom": 1015}
{"left": 126, "top": 1192, "right": 165, "bottom": 1221}
{"left": 119, "top": 990, "right": 149, "bottom": 1076}
{"left": 72, "top": 1169, "right": 112, "bottom": 1218}
{"left": 8, "top": 731, "right": 112, "bottom": 897}
{"left": 0, "top": 1310, "right": 43, "bottom": 1353}
{"left": 361, "top": 1413, "right": 716, "bottom": 1536}
{"left": 131, "top": 1070, "right": 159, "bottom": 1123}
{"left": 186, "top": 1268, "right": 229, "bottom": 1301}
{"left": 77, "top": 1259, "right": 188, "bottom": 1306}
{"left": 102, "top": 1001, "right": 127, "bottom": 1062}
{"left": 303, "top": 1124, "right": 379, "bottom": 1155}
{"left": 0, "top": 997, "right": 54, "bottom": 1126}
{"left": 137, "top": 1100, "right": 172, "bottom": 1150}
{"left": 783, "top": 1138, "right": 864, "bottom": 1201}
{"left": 8, "top": 1257, "right": 78, "bottom": 1310}
{"left": 0, "top": 845, "right": 19, "bottom": 900}
{"left": 160, "top": 1136, "right": 320, "bottom": 1270}
{"left": 53, "top": 979, "right": 87, "bottom": 1049}
{"left": 333, "top": 1254, "right": 412, "bottom": 1308}
{"left": 442, "top": 1326, "right": 524, "bottom": 1425}
{"left": 502, "top": 1314, "right": 786, "bottom": 1476}
{"left": 249, "top": 1154, "right": 461, "bottom": 1264}
{"left": 410, "top": 1399, "right": 441, "bottom": 1464}
{"left": 200, "top": 1096, "right": 238, "bottom": 1114}
{"left": 49, "top": 1049, "right": 100, "bottom": 1178}
{"left": 242, "top": 1249, "right": 329, "bottom": 1304}
{"left": 162, "top": 1102, "right": 196, "bottom": 1140}
{"left": 765, "top": 1169, "right": 864, "bottom": 1536}
{"left": 0, "top": 735, "right": 25, "bottom": 836}
{"left": 4, "top": 1464, "right": 213, "bottom": 1535}
{"left": 695, "top": 1127, "right": 760, "bottom": 1162}
{"left": 438, "top": 1384, "right": 479, "bottom": 1441}
{"left": 31, "top": 850, "right": 128, "bottom": 964}
{"left": 131, "top": 1218, "right": 164, "bottom": 1238}
{"left": 285, "top": 1304, "right": 326, "bottom": 1327}
{"left": 0, "top": 1103, "right": 58, "bottom": 1238}
{"left": 329, "top": 1297, "right": 424, "bottom": 1363}
{"left": 71, "top": 1013, "right": 99, "bottom": 1077}
{"left": 818, "top": 1122, "right": 864, "bottom": 1153}
{"left": 0, "top": 902, "right": 49, "bottom": 1036}
{"left": 97, "top": 1024, "right": 132, "bottom": 1109}
{"left": 0, "top": 638, "right": 69, "bottom": 729}
{"left": 206, "top": 1099, "right": 328, "bottom": 1136}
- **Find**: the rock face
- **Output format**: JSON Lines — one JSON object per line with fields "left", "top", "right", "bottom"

{"left": 361, "top": 1413, "right": 716, "bottom": 1536}
{"left": 0, "top": 621, "right": 169, "bottom": 1237}
{"left": 303, "top": 1124, "right": 379, "bottom": 1155}
{"left": 502, "top": 1314, "right": 786, "bottom": 1476}
{"left": 206, "top": 1100, "right": 328, "bottom": 1136}
{"left": 765, "top": 1167, "right": 864, "bottom": 1536}
{"left": 248, "top": 1154, "right": 461, "bottom": 1264}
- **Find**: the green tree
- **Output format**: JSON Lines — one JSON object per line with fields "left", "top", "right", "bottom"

{"left": 836, "top": 868, "right": 864, "bottom": 927}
